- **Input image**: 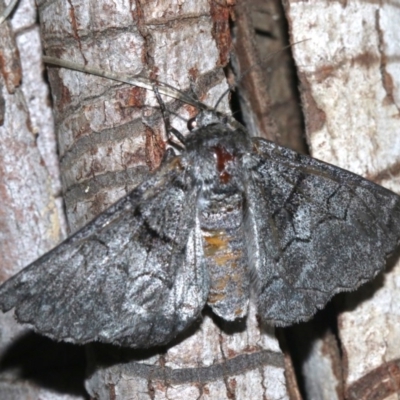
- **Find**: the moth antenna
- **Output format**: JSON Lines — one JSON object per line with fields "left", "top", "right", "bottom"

{"left": 153, "top": 86, "right": 186, "bottom": 150}
{"left": 43, "top": 56, "right": 205, "bottom": 110}
{"left": 0, "top": 0, "right": 19, "bottom": 25}
{"left": 213, "top": 87, "right": 231, "bottom": 112}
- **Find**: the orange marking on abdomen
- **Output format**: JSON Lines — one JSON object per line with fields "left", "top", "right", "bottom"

{"left": 204, "top": 234, "right": 228, "bottom": 250}
{"left": 202, "top": 229, "right": 242, "bottom": 265}
{"left": 201, "top": 228, "right": 248, "bottom": 318}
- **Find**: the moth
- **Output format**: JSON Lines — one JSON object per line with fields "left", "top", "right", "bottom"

{"left": 1, "top": 89, "right": 400, "bottom": 348}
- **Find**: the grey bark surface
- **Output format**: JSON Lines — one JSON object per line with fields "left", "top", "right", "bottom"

{"left": 37, "top": 1, "right": 289, "bottom": 399}
{"left": 285, "top": 1, "right": 400, "bottom": 399}
{"left": 0, "top": 0, "right": 81, "bottom": 399}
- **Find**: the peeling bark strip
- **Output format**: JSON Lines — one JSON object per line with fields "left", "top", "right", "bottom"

{"left": 230, "top": 0, "right": 305, "bottom": 154}
{"left": 0, "top": 0, "right": 72, "bottom": 399}
{"left": 346, "top": 359, "right": 400, "bottom": 400}
{"left": 231, "top": 1, "right": 278, "bottom": 142}
{"left": 117, "top": 350, "right": 284, "bottom": 384}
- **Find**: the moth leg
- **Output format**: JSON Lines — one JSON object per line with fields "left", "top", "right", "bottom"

{"left": 160, "top": 147, "right": 178, "bottom": 165}
{"left": 153, "top": 86, "right": 186, "bottom": 148}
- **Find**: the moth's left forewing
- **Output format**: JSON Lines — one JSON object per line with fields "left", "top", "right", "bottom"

{"left": 243, "top": 138, "right": 400, "bottom": 327}
{"left": 0, "top": 158, "right": 209, "bottom": 347}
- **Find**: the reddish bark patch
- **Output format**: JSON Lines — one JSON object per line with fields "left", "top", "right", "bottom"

{"left": 188, "top": 67, "right": 199, "bottom": 81}
{"left": 381, "top": 69, "right": 395, "bottom": 106}
{"left": 0, "top": 53, "right": 22, "bottom": 93}
{"left": 68, "top": 3, "right": 80, "bottom": 42}
{"left": 59, "top": 82, "right": 72, "bottom": 112}
{"left": 183, "top": 103, "right": 198, "bottom": 119}
{"left": 126, "top": 87, "right": 146, "bottom": 107}
{"left": 119, "top": 86, "right": 146, "bottom": 108}
{"left": 321, "top": 330, "right": 344, "bottom": 399}
{"left": 346, "top": 359, "right": 400, "bottom": 400}
{"left": 367, "top": 160, "right": 400, "bottom": 184}
{"left": 242, "top": 345, "right": 259, "bottom": 353}
{"left": 108, "top": 382, "right": 116, "bottom": 400}
{"left": 313, "top": 63, "right": 338, "bottom": 83}
{"left": 0, "top": 21, "right": 22, "bottom": 93}
{"left": 351, "top": 51, "right": 380, "bottom": 70}
{"left": 227, "top": 348, "right": 238, "bottom": 359}
{"left": 71, "top": 114, "right": 91, "bottom": 142}
{"left": 210, "top": 1, "right": 232, "bottom": 67}
{"left": 226, "top": 377, "right": 237, "bottom": 399}
{"left": 45, "top": 67, "right": 72, "bottom": 112}
{"left": 150, "top": 66, "right": 159, "bottom": 81}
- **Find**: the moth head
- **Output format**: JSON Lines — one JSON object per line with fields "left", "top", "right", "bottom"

{"left": 187, "top": 110, "right": 228, "bottom": 131}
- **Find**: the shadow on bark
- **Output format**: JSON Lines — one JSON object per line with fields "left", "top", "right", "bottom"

{"left": 85, "top": 307, "right": 248, "bottom": 375}
{"left": 0, "top": 332, "right": 88, "bottom": 398}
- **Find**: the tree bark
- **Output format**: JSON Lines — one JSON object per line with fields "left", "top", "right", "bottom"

{"left": 0, "top": 0, "right": 83, "bottom": 398}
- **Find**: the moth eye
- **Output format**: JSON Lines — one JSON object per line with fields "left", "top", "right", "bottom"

{"left": 187, "top": 117, "right": 197, "bottom": 131}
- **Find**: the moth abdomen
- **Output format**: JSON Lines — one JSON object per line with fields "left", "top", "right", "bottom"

{"left": 200, "top": 188, "right": 250, "bottom": 321}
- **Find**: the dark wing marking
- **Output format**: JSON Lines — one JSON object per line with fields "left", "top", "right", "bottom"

{"left": 0, "top": 158, "right": 209, "bottom": 347}
{"left": 244, "top": 138, "right": 400, "bottom": 326}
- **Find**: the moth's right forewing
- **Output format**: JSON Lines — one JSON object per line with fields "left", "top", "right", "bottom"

{"left": 244, "top": 138, "right": 400, "bottom": 327}
{"left": 0, "top": 159, "right": 209, "bottom": 348}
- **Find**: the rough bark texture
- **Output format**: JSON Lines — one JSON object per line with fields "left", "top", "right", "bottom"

{"left": 284, "top": 1, "right": 400, "bottom": 399}
{"left": 0, "top": 0, "right": 85, "bottom": 399}
{"left": 36, "top": 0, "right": 289, "bottom": 399}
